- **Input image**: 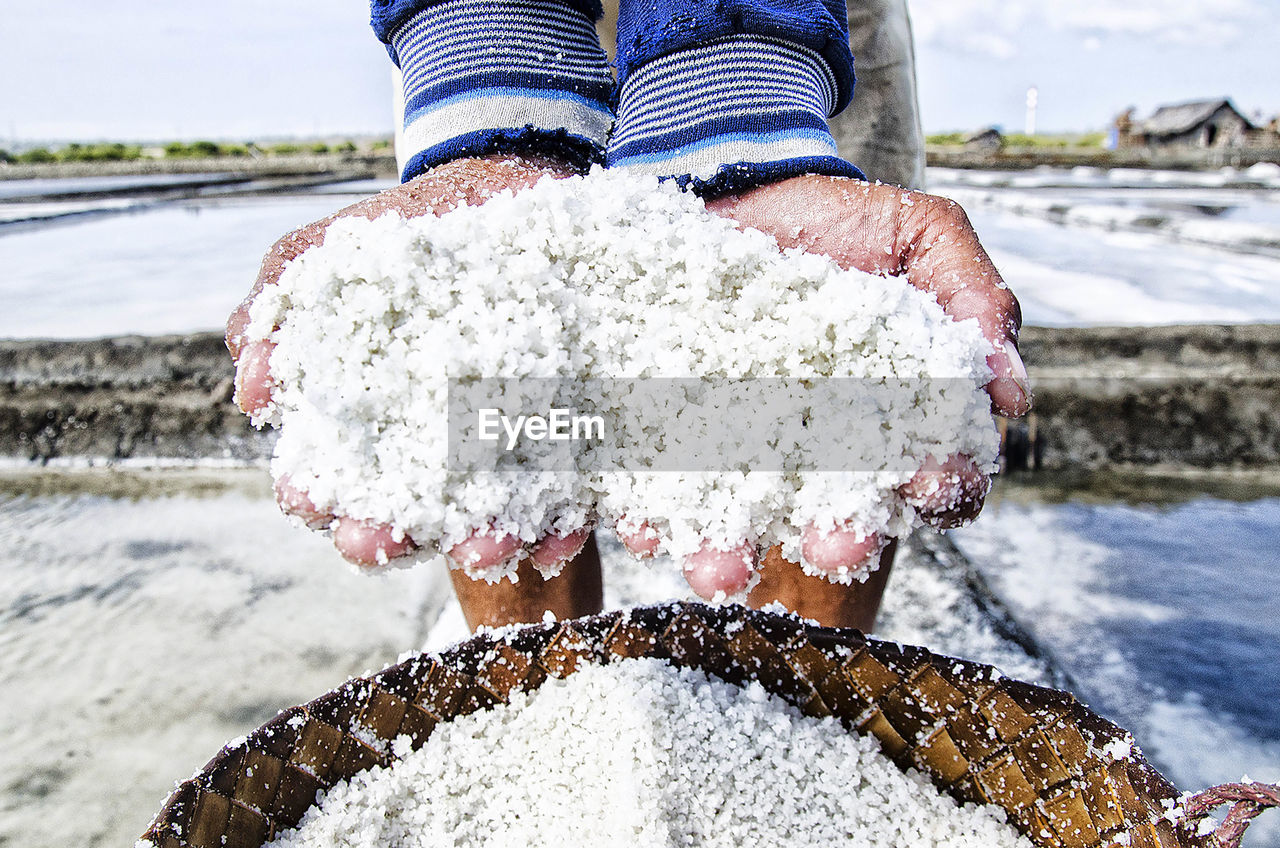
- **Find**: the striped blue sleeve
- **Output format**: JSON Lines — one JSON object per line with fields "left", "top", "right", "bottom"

{"left": 372, "top": 0, "right": 615, "bottom": 183}
{"left": 608, "top": 0, "right": 863, "bottom": 194}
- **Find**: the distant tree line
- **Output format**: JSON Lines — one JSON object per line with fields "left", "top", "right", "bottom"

{"left": 0, "top": 139, "right": 377, "bottom": 164}
{"left": 926, "top": 132, "right": 1106, "bottom": 149}
{"left": 163, "top": 140, "right": 361, "bottom": 157}
{"left": 0, "top": 142, "right": 144, "bottom": 164}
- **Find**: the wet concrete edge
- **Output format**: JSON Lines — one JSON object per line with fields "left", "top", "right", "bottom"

{"left": 3, "top": 325, "right": 1279, "bottom": 469}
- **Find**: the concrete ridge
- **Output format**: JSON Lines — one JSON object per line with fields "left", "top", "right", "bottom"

{"left": 3, "top": 326, "right": 1278, "bottom": 468}
{"left": 0, "top": 153, "right": 399, "bottom": 182}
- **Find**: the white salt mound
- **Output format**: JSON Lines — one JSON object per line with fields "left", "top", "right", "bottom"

{"left": 246, "top": 168, "right": 998, "bottom": 585}
{"left": 269, "top": 658, "right": 1034, "bottom": 848}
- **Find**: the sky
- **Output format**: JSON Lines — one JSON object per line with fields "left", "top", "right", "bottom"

{"left": 2, "top": 0, "right": 1278, "bottom": 142}
{"left": 908, "top": 0, "right": 1280, "bottom": 132}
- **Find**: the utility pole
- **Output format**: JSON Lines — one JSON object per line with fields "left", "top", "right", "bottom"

{"left": 392, "top": 66, "right": 406, "bottom": 176}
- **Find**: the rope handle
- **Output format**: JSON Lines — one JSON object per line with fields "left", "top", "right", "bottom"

{"left": 1181, "top": 781, "right": 1280, "bottom": 848}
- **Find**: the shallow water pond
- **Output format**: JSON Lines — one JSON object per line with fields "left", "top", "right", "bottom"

{"left": 0, "top": 472, "right": 446, "bottom": 847}
{"left": 954, "top": 474, "right": 1280, "bottom": 847}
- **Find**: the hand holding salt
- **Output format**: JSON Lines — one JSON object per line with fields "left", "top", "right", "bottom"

{"left": 228, "top": 161, "right": 1020, "bottom": 602}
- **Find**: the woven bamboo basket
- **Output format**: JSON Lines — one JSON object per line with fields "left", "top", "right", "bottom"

{"left": 139, "top": 602, "right": 1276, "bottom": 848}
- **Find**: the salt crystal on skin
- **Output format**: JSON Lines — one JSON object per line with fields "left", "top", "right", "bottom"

{"left": 246, "top": 169, "right": 998, "bottom": 586}
{"left": 268, "top": 658, "right": 1035, "bottom": 848}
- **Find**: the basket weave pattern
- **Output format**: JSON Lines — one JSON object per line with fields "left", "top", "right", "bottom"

{"left": 140, "top": 602, "right": 1206, "bottom": 848}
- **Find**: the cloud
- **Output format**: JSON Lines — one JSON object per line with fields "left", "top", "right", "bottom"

{"left": 1039, "top": 0, "right": 1260, "bottom": 44}
{"left": 908, "top": 0, "right": 1266, "bottom": 57}
{"left": 907, "top": 0, "right": 1028, "bottom": 57}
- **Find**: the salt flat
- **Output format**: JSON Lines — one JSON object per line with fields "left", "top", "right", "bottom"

{"left": 2, "top": 168, "right": 1279, "bottom": 340}
{"left": 0, "top": 470, "right": 1051, "bottom": 848}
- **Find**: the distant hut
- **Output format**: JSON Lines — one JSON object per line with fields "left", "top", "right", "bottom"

{"left": 964, "top": 127, "right": 1003, "bottom": 152}
{"left": 1116, "top": 98, "right": 1256, "bottom": 149}
{"left": 1260, "top": 116, "right": 1280, "bottom": 147}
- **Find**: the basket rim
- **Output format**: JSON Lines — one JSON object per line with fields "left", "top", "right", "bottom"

{"left": 139, "top": 601, "right": 1210, "bottom": 848}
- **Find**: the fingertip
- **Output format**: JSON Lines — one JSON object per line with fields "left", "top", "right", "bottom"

{"left": 801, "top": 523, "right": 882, "bottom": 575}
{"left": 900, "top": 453, "right": 990, "bottom": 530}
{"left": 273, "top": 474, "right": 333, "bottom": 528}
{"left": 447, "top": 528, "right": 523, "bottom": 572}
{"left": 681, "top": 540, "right": 756, "bottom": 600}
{"left": 332, "top": 517, "right": 415, "bottom": 569}
{"left": 985, "top": 342, "right": 1032, "bottom": 418}
{"left": 234, "top": 340, "right": 276, "bottom": 415}
{"left": 530, "top": 526, "right": 592, "bottom": 569}
{"left": 617, "top": 518, "right": 661, "bottom": 559}
{"left": 987, "top": 378, "right": 1033, "bottom": 418}
{"left": 225, "top": 305, "right": 250, "bottom": 359}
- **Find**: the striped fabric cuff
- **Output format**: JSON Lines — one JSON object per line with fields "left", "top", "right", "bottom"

{"left": 392, "top": 0, "right": 614, "bottom": 182}
{"left": 607, "top": 36, "right": 864, "bottom": 194}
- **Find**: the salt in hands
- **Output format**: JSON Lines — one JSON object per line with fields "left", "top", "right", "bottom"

{"left": 227, "top": 155, "right": 594, "bottom": 574}
{"left": 630, "top": 175, "right": 1030, "bottom": 597}
{"left": 229, "top": 165, "right": 1027, "bottom": 604}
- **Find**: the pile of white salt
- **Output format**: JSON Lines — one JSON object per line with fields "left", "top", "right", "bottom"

{"left": 245, "top": 168, "right": 998, "bottom": 586}
{"left": 269, "top": 658, "right": 1034, "bottom": 848}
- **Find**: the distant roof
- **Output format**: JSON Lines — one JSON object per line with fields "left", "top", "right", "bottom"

{"left": 965, "top": 127, "right": 1002, "bottom": 142}
{"left": 1138, "top": 99, "right": 1255, "bottom": 136}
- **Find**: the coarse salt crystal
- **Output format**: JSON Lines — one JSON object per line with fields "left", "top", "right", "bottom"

{"left": 246, "top": 168, "right": 998, "bottom": 586}
{"left": 268, "top": 658, "right": 1034, "bottom": 848}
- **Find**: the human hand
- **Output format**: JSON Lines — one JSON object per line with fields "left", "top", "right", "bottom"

{"left": 226, "top": 154, "right": 594, "bottom": 574}
{"left": 618, "top": 176, "right": 1029, "bottom": 595}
